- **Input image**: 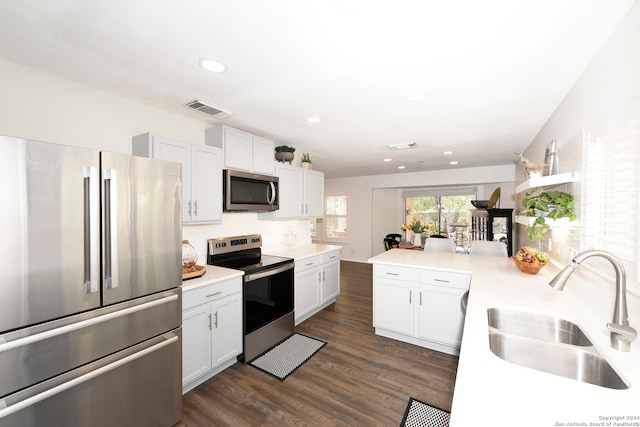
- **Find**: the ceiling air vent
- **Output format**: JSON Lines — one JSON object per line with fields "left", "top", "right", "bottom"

{"left": 184, "top": 99, "right": 232, "bottom": 119}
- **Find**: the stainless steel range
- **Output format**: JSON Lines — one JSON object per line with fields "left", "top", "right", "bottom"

{"left": 207, "top": 234, "right": 294, "bottom": 362}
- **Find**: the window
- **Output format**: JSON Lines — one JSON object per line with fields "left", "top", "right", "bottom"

{"left": 581, "top": 116, "right": 639, "bottom": 288}
{"left": 325, "top": 194, "right": 348, "bottom": 240}
{"left": 403, "top": 188, "right": 476, "bottom": 237}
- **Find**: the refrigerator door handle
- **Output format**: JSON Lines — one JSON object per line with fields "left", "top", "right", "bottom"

{"left": 0, "top": 333, "right": 179, "bottom": 420}
{"left": 103, "top": 168, "right": 119, "bottom": 289}
{"left": 0, "top": 293, "right": 178, "bottom": 353}
{"left": 83, "top": 166, "right": 100, "bottom": 294}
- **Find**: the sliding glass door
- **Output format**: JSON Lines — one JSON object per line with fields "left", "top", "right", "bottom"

{"left": 404, "top": 189, "right": 476, "bottom": 237}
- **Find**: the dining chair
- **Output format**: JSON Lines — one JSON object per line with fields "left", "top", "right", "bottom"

{"left": 469, "top": 240, "right": 508, "bottom": 257}
{"left": 423, "top": 238, "right": 456, "bottom": 253}
{"left": 384, "top": 237, "right": 400, "bottom": 251}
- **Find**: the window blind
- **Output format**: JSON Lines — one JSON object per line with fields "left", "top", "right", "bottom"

{"left": 581, "top": 116, "right": 639, "bottom": 287}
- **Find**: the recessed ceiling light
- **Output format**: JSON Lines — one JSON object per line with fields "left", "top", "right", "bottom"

{"left": 443, "top": 151, "right": 454, "bottom": 155}
{"left": 306, "top": 116, "right": 321, "bottom": 124}
{"left": 406, "top": 92, "right": 426, "bottom": 102}
{"left": 199, "top": 58, "right": 226, "bottom": 73}
{"left": 383, "top": 158, "right": 392, "bottom": 162}
{"left": 450, "top": 161, "right": 459, "bottom": 165}
{"left": 398, "top": 165, "right": 406, "bottom": 169}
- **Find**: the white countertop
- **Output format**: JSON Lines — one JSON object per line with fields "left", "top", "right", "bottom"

{"left": 180, "top": 244, "right": 342, "bottom": 291}
{"left": 264, "top": 243, "right": 342, "bottom": 260}
{"left": 368, "top": 249, "right": 640, "bottom": 426}
{"left": 180, "top": 265, "right": 244, "bottom": 291}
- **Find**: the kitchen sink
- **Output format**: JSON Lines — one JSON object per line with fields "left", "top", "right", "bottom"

{"left": 487, "top": 307, "right": 593, "bottom": 346}
{"left": 487, "top": 307, "right": 629, "bottom": 390}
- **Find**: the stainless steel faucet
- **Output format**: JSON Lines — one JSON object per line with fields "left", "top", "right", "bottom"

{"left": 549, "top": 250, "right": 637, "bottom": 352}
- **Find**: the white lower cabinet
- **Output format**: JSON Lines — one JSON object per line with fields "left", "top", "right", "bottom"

{"left": 294, "top": 250, "right": 341, "bottom": 325}
{"left": 320, "top": 251, "right": 340, "bottom": 303}
{"left": 182, "top": 277, "right": 242, "bottom": 394}
{"left": 294, "top": 255, "right": 322, "bottom": 324}
{"left": 372, "top": 265, "right": 470, "bottom": 355}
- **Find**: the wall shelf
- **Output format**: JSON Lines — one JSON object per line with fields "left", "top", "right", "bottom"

{"left": 515, "top": 216, "right": 573, "bottom": 227}
{"left": 515, "top": 172, "right": 574, "bottom": 194}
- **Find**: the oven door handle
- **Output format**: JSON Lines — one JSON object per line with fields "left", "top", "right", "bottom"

{"left": 244, "top": 263, "right": 294, "bottom": 282}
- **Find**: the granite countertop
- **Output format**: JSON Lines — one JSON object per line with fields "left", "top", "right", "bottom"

{"left": 368, "top": 249, "right": 640, "bottom": 426}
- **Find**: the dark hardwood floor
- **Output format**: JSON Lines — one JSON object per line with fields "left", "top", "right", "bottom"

{"left": 178, "top": 261, "right": 458, "bottom": 426}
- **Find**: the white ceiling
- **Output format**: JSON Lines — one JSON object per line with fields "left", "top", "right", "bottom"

{"left": 0, "top": 0, "right": 635, "bottom": 178}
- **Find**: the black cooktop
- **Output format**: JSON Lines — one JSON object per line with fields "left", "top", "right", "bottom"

{"left": 207, "top": 247, "right": 292, "bottom": 274}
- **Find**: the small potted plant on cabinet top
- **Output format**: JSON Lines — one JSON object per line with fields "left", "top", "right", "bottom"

{"left": 301, "top": 153, "right": 312, "bottom": 169}
{"left": 274, "top": 145, "right": 295, "bottom": 164}
{"left": 519, "top": 189, "right": 576, "bottom": 239}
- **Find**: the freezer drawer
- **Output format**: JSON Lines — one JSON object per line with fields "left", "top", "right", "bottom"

{"left": 0, "top": 289, "right": 181, "bottom": 398}
{"left": 0, "top": 329, "right": 182, "bottom": 427}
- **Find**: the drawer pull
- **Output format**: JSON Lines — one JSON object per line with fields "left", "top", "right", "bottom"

{"left": 305, "top": 262, "right": 315, "bottom": 266}
{"left": 434, "top": 278, "right": 450, "bottom": 283}
{"left": 385, "top": 272, "right": 400, "bottom": 276}
{"left": 206, "top": 291, "right": 222, "bottom": 298}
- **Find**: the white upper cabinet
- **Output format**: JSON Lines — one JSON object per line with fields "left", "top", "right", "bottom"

{"left": 132, "top": 133, "right": 222, "bottom": 224}
{"left": 303, "top": 169, "right": 324, "bottom": 218}
{"left": 259, "top": 163, "right": 324, "bottom": 220}
{"left": 205, "top": 126, "right": 275, "bottom": 175}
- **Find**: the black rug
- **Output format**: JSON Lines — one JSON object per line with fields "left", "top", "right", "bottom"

{"left": 249, "top": 333, "right": 326, "bottom": 380}
{"left": 400, "top": 397, "right": 450, "bottom": 427}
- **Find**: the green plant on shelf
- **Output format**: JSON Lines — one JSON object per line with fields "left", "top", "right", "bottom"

{"left": 519, "top": 190, "right": 576, "bottom": 240}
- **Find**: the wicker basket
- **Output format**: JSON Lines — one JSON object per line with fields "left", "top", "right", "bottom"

{"left": 512, "top": 257, "right": 547, "bottom": 275}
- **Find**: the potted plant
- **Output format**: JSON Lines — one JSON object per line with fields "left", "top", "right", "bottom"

{"left": 519, "top": 190, "right": 576, "bottom": 239}
{"left": 301, "top": 153, "right": 312, "bottom": 169}
{"left": 274, "top": 145, "right": 295, "bottom": 164}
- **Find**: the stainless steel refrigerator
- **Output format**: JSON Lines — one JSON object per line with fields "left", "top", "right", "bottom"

{"left": 0, "top": 135, "right": 183, "bottom": 426}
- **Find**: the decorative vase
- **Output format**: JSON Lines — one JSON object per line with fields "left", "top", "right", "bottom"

{"left": 182, "top": 240, "right": 198, "bottom": 272}
{"left": 275, "top": 152, "right": 294, "bottom": 164}
{"left": 413, "top": 233, "right": 422, "bottom": 247}
{"left": 301, "top": 161, "right": 313, "bottom": 170}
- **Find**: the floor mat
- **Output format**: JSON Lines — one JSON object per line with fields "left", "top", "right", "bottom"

{"left": 400, "top": 397, "right": 450, "bottom": 427}
{"left": 249, "top": 333, "right": 326, "bottom": 380}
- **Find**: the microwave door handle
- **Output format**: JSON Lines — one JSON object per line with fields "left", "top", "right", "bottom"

{"left": 83, "top": 166, "right": 100, "bottom": 294}
{"left": 269, "top": 181, "right": 276, "bottom": 205}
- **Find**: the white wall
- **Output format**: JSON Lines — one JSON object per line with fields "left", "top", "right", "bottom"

{"left": 0, "top": 58, "right": 312, "bottom": 262}
{"left": 518, "top": 0, "right": 640, "bottom": 272}
{"left": 323, "top": 164, "right": 516, "bottom": 262}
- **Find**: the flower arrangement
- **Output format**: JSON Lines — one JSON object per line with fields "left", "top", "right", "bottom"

{"left": 512, "top": 246, "right": 550, "bottom": 274}
{"left": 401, "top": 217, "right": 435, "bottom": 234}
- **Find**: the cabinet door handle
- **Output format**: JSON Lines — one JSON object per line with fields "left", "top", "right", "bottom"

{"left": 214, "top": 312, "right": 218, "bottom": 328}
{"left": 187, "top": 200, "right": 192, "bottom": 216}
{"left": 194, "top": 200, "right": 198, "bottom": 216}
{"left": 322, "top": 271, "right": 325, "bottom": 281}
{"left": 208, "top": 313, "right": 212, "bottom": 330}
{"left": 420, "top": 292, "right": 422, "bottom": 306}
{"left": 409, "top": 290, "right": 412, "bottom": 304}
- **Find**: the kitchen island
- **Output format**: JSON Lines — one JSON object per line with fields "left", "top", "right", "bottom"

{"left": 369, "top": 249, "right": 640, "bottom": 426}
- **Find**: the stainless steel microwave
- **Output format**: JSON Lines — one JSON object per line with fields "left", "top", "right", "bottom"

{"left": 223, "top": 169, "right": 279, "bottom": 212}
